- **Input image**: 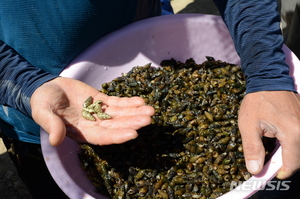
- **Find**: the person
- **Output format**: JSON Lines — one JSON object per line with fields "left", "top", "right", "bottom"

{"left": 0, "top": 1, "right": 160, "bottom": 198}
{"left": 213, "top": 0, "right": 300, "bottom": 178}
{"left": 213, "top": 1, "right": 300, "bottom": 198}
{"left": 0, "top": 0, "right": 299, "bottom": 198}
{"left": 161, "top": 0, "right": 174, "bottom": 15}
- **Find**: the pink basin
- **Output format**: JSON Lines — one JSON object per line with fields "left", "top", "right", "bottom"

{"left": 41, "top": 14, "right": 300, "bottom": 199}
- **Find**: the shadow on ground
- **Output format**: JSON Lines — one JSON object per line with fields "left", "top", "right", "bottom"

{"left": 0, "top": 142, "right": 32, "bottom": 199}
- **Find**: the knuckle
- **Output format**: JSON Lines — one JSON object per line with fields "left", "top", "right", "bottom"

{"left": 242, "top": 144, "right": 264, "bottom": 159}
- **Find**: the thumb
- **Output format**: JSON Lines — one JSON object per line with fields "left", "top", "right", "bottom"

{"left": 47, "top": 114, "right": 67, "bottom": 146}
{"left": 239, "top": 122, "right": 266, "bottom": 174}
{"left": 34, "top": 109, "right": 66, "bottom": 146}
{"left": 242, "top": 135, "right": 265, "bottom": 174}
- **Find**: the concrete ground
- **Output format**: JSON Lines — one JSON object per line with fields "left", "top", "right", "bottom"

{"left": 171, "top": 0, "right": 220, "bottom": 15}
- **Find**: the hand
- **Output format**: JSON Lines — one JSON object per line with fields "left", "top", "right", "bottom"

{"left": 30, "top": 77, "right": 155, "bottom": 146}
{"left": 238, "top": 91, "right": 300, "bottom": 179}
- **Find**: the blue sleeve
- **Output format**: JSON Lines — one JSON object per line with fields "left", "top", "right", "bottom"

{"left": 0, "top": 40, "right": 58, "bottom": 117}
{"left": 213, "top": 0, "right": 296, "bottom": 93}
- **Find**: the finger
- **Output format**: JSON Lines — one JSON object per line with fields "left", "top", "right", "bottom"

{"left": 106, "top": 105, "right": 155, "bottom": 117}
{"left": 105, "top": 96, "right": 146, "bottom": 107}
{"left": 97, "top": 114, "right": 153, "bottom": 130}
{"left": 84, "top": 127, "right": 138, "bottom": 145}
{"left": 277, "top": 136, "right": 300, "bottom": 179}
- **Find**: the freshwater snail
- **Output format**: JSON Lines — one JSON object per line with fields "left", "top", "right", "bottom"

{"left": 79, "top": 57, "right": 274, "bottom": 199}
{"left": 82, "top": 96, "right": 112, "bottom": 121}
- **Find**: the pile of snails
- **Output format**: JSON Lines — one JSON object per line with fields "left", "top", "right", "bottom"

{"left": 78, "top": 57, "right": 275, "bottom": 199}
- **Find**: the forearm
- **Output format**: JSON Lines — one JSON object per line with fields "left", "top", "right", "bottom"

{"left": 0, "top": 40, "right": 58, "bottom": 117}
{"left": 213, "top": 0, "right": 295, "bottom": 93}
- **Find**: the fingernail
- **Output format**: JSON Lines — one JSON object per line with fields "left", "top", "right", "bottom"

{"left": 276, "top": 170, "right": 287, "bottom": 179}
{"left": 247, "top": 160, "right": 261, "bottom": 174}
{"left": 276, "top": 171, "right": 285, "bottom": 179}
{"left": 126, "top": 132, "right": 138, "bottom": 140}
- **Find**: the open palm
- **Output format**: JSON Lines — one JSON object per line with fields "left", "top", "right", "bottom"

{"left": 30, "top": 77, "right": 155, "bottom": 146}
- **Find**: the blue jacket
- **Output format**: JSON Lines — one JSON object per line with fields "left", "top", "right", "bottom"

{"left": 0, "top": 0, "right": 295, "bottom": 143}
{"left": 0, "top": 0, "right": 144, "bottom": 143}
